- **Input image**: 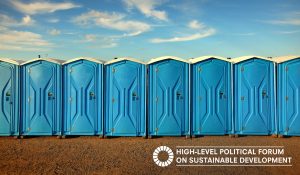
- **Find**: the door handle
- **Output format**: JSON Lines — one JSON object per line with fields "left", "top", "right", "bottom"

{"left": 176, "top": 92, "right": 182, "bottom": 100}
{"left": 262, "top": 90, "right": 268, "bottom": 99}
{"left": 132, "top": 92, "right": 138, "bottom": 101}
{"left": 89, "top": 92, "right": 96, "bottom": 100}
{"left": 219, "top": 91, "right": 226, "bottom": 99}
{"left": 5, "top": 91, "right": 11, "bottom": 102}
{"left": 48, "top": 92, "right": 55, "bottom": 100}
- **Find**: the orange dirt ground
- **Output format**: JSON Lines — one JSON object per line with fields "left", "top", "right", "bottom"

{"left": 0, "top": 136, "right": 299, "bottom": 175}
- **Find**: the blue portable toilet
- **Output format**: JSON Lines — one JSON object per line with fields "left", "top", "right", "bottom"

{"left": 148, "top": 56, "right": 190, "bottom": 137}
{"left": 275, "top": 56, "right": 300, "bottom": 136}
{"left": 104, "top": 57, "right": 146, "bottom": 137}
{"left": 0, "top": 58, "right": 22, "bottom": 136}
{"left": 189, "top": 56, "right": 233, "bottom": 136}
{"left": 232, "top": 56, "right": 276, "bottom": 136}
{"left": 62, "top": 57, "right": 103, "bottom": 136}
{"left": 21, "top": 58, "right": 63, "bottom": 136}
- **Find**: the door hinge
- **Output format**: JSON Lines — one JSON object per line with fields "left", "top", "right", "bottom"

{"left": 155, "top": 128, "right": 159, "bottom": 132}
{"left": 155, "top": 68, "right": 159, "bottom": 72}
{"left": 155, "top": 97, "right": 158, "bottom": 103}
{"left": 285, "top": 67, "right": 288, "bottom": 71}
{"left": 241, "top": 67, "right": 244, "bottom": 72}
{"left": 112, "top": 68, "right": 116, "bottom": 73}
{"left": 112, "top": 98, "right": 115, "bottom": 103}
{"left": 285, "top": 127, "right": 289, "bottom": 132}
{"left": 111, "top": 128, "right": 115, "bottom": 132}
{"left": 285, "top": 96, "right": 289, "bottom": 101}
{"left": 198, "top": 67, "right": 202, "bottom": 72}
{"left": 27, "top": 97, "right": 31, "bottom": 103}
{"left": 69, "top": 68, "right": 73, "bottom": 73}
{"left": 28, "top": 68, "right": 31, "bottom": 73}
{"left": 27, "top": 127, "right": 31, "bottom": 131}
{"left": 69, "top": 97, "right": 72, "bottom": 102}
{"left": 241, "top": 96, "right": 245, "bottom": 101}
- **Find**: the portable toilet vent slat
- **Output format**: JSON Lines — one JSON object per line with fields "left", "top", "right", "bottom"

{"left": 21, "top": 58, "right": 63, "bottom": 136}
{"left": 232, "top": 56, "right": 276, "bottom": 135}
{"left": 104, "top": 58, "right": 146, "bottom": 136}
{"left": 63, "top": 58, "right": 103, "bottom": 136}
{"left": 275, "top": 56, "right": 300, "bottom": 136}
{"left": 148, "top": 56, "right": 190, "bottom": 136}
{"left": 190, "top": 56, "right": 233, "bottom": 136}
{"left": 0, "top": 58, "right": 22, "bottom": 136}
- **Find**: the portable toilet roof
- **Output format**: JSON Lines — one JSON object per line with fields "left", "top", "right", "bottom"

{"left": 0, "top": 58, "right": 24, "bottom": 65}
{"left": 105, "top": 57, "right": 145, "bottom": 65}
{"left": 20, "top": 58, "right": 64, "bottom": 65}
{"left": 189, "top": 55, "right": 231, "bottom": 64}
{"left": 62, "top": 57, "right": 105, "bottom": 65}
{"left": 148, "top": 56, "right": 189, "bottom": 64}
{"left": 230, "top": 55, "right": 273, "bottom": 64}
{"left": 273, "top": 55, "right": 300, "bottom": 63}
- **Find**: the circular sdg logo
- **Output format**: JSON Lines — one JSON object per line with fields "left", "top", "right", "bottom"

{"left": 153, "top": 146, "right": 174, "bottom": 167}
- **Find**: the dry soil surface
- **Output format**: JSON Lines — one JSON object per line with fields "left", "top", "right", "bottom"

{"left": 0, "top": 136, "right": 299, "bottom": 175}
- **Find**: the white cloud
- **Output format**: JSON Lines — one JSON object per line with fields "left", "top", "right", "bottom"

{"left": 264, "top": 11, "right": 300, "bottom": 26}
{"left": 84, "top": 34, "right": 97, "bottom": 42}
{"left": 188, "top": 20, "right": 205, "bottom": 29}
{"left": 10, "top": 0, "right": 80, "bottom": 15}
{"left": 266, "top": 19, "right": 300, "bottom": 25}
{"left": 275, "top": 30, "right": 300, "bottom": 34}
{"left": 72, "top": 10, "right": 151, "bottom": 35}
{"left": 21, "top": 15, "right": 34, "bottom": 25}
{"left": 0, "top": 14, "right": 17, "bottom": 26}
{"left": 98, "top": 42, "right": 118, "bottom": 48}
{"left": 48, "top": 29, "right": 61, "bottom": 36}
{"left": 0, "top": 26, "right": 8, "bottom": 31}
{"left": 234, "top": 32, "right": 256, "bottom": 36}
{"left": 150, "top": 28, "right": 216, "bottom": 43}
{"left": 0, "top": 28, "right": 51, "bottom": 51}
{"left": 150, "top": 20, "right": 216, "bottom": 43}
{"left": 123, "top": 0, "right": 168, "bottom": 21}
{"left": 0, "top": 14, "right": 35, "bottom": 26}
{"left": 81, "top": 34, "right": 118, "bottom": 48}
{"left": 48, "top": 18, "right": 60, "bottom": 23}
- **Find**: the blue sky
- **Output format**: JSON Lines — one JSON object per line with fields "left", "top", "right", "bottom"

{"left": 0, "top": 0, "right": 299, "bottom": 61}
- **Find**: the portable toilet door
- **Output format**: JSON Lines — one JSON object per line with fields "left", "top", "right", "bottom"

{"left": 275, "top": 56, "right": 300, "bottom": 136}
{"left": 62, "top": 58, "right": 103, "bottom": 136}
{"left": 232, "top": 56, "right": 276, "bottom": 135}
{"left": 0, "top": 58, "right": 22, "bottom": 136}
{"left": 148, "top": 56, "right": 190, "bottom": 137}
{"left": 190, "top": 56, "right": 233, "bottom": 136}
{"left": 104, "top": 58, "right": 146, "bottom": 137}
{"left": 21, "top": 58, "right": 63, "bottom": 136}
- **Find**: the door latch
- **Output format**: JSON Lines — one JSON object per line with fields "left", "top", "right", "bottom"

{"left": 48, "top": 92, "right": 55, "bottom": 100}
{"left": 176, "top": 92, "right": 182, "bottom": 100}
{"left": 5, "top": 91, "right": 11, "bottom": 101}
{"left": 219, "top": 91, "right": 226, "bottom": 99}
{"left": 132, "top": 92, "right": 138, "bottom": 101}
{"left": 262, "top": 90, "right": 268, "bottom": 99}
{"left": 89, "top": 92, "right": 96, "bottom": 100}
